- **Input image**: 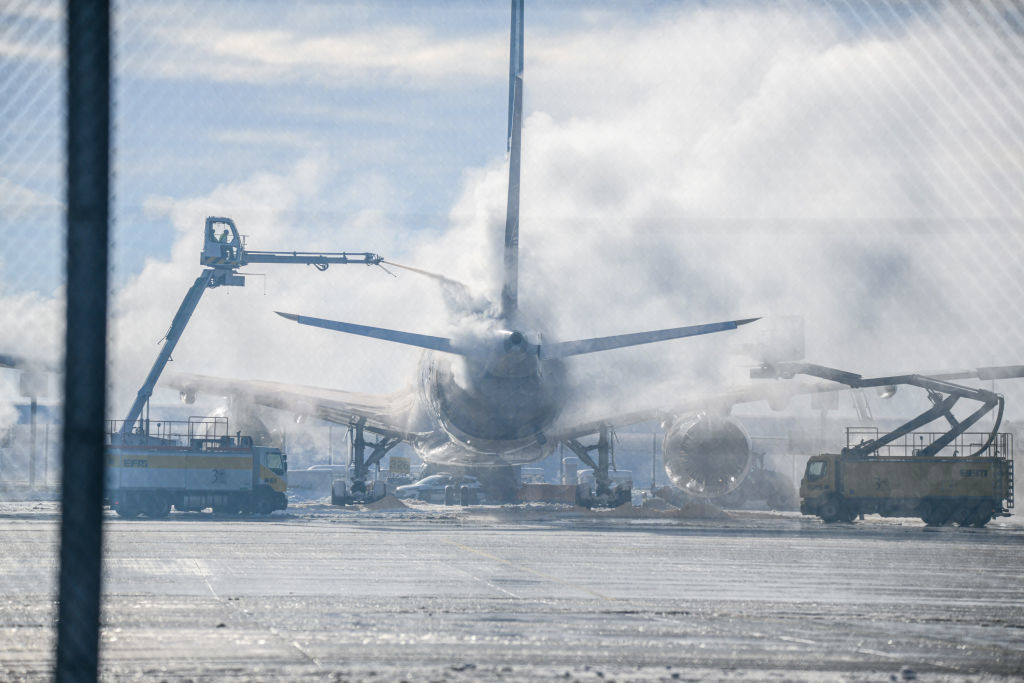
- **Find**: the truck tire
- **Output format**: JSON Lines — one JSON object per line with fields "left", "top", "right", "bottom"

{"left": 971, "top": 514, "right": 991, "bottom": 528}
{"left": 841, "top": 503, "right": 858, "bottom": 524}
{"left": 143, "top": 495, "right": 171, "bottom": 519}
{"left": 459, "top": 485, "right": 471, "bottom": 506}
{"left": 444, "top": 485, "right": 456, "bottom": 506}
{"left": 920, "top": 499, "right": 951, "bottom": 526}
{"left": 115, "top": 501, "right": 141, "bottom": 518}
{"left": 969, "top": 500, "right": 995, "bottom": 528}
{"left": 951, "top": 500, "right": 976, "bottom": 527}
{"left": 114, "top": 493, "right": 142, "bottom": 519}
{"left": 819, "top": 494, "right": 844, "bottom": 523}
{"left": 255, "top": 494, "right": 274, "bottom": 515}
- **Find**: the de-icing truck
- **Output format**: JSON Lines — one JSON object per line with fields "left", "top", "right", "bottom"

{"left": 105, "top": 416, "right": 287, "bottom": 517}
{"left": 100, "top": 216, "right": 386, "bottom": 518}
{"left": 800, "top": 430, "right": 1013, "bottom": 527}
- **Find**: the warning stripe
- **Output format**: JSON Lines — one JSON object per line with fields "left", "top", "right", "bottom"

{"left": 108, "top": 454, "right": 252, "bottom": 470}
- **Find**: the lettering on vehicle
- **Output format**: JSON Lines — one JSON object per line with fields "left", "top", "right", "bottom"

{"left": 212, "top": 469, "right": 226, "bottom": 484}
{"left": 123, "top": 458, "right": 148, "bottom": 468}
{"left": 959, "top": 469, "right": 988, "bottom": 478}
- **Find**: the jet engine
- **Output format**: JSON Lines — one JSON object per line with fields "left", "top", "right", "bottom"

{"left": 662, "top": 413, "right": 753, "bottom": 497}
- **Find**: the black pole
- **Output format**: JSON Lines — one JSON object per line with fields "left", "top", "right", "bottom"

{"left": 56, "top": 0, "right": 110, "bottom": 680}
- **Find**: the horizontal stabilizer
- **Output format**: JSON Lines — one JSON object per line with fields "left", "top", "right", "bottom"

{"left": 539, "top": 318, "right": 759, "bottom": 360}
{"left": 277, "top": 312, "right": 466, "bottom": 355}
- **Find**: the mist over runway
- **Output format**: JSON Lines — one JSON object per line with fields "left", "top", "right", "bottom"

{"left": 1, "top": 502, "right": 1022, "bottom": 681}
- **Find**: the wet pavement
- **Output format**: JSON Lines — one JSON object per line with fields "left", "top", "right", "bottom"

{"left": 1, "top": 501, "right": 1022, "bottom": 681}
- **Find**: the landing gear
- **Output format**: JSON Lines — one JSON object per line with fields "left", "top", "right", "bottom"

{"left": 331, "top": 419, "right": 401, "bottom": 506}
{"left": 565, "top": 426, "right": 632, "bottom": 509}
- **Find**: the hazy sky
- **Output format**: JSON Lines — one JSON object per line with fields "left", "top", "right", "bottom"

{"left": 1, "top": 0, "right": 1023, "bottom": 424}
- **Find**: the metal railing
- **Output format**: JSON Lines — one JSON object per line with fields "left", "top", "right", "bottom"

{"left": 105, "top": 416, "right": 233, "bottom": 448}
{"left": 846, "top": 428, "right": 1012, "bottom": 460}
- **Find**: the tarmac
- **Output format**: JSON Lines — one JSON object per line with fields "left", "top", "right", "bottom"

{"left": 1, "top": 500, "right": 1022, "bottom": 681}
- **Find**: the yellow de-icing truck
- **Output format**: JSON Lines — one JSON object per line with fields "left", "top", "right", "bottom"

{"left": 800, "top": 448, "right": 1013, "bottom": 526}
{"left": 105, "top": 417, "right": 287, "bottom": 518}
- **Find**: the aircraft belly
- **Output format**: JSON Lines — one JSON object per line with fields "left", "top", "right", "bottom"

{"left": 413, "top": 434, "right": 554, "bottom": 467}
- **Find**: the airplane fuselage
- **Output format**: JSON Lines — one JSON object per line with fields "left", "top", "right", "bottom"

{"left": 415, "top": 327, "right": 567, "bottom": 466}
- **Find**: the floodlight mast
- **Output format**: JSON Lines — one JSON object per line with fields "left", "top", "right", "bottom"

{"left": 118, "top": 217, "right": 383, "bottom": 438}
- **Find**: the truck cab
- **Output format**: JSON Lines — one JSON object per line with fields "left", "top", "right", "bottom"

{"left": 799, "top": 454, "right": 846, "bottom": 520}
{"left": 800, "top": 455, "right": 837, "bottom": 498}
{"left": 256, "top": 446, "right": 288, "bottom": 500}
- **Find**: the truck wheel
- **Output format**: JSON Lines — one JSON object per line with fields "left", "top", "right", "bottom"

{"left": 255, "top": 496, "right": 273, "bottom": 515}
{"left": 444, "top": 485, "right": 456, "bottom": 506}
{"left": 114, "top": 493, "right": 142, "bottom": 519}
{"left": 969, "top": 500, "right": 994, "bottom": 528}
{"left": 920, "top": 500, "right": 951, "bottom": 526}
{"left": 115, "top": 502, "right": 141, "bottom": 518}
{"left": 951, "top": 501, "right": 976, "bottom": 527}
{"left": 459, "top": 485, "right": 471, "bottom": 506}
{"left": 819, "top": 495, "right": 843, "bottom": 523}
{"left": 143, "top": 496, "right": 171, "bottom": 519}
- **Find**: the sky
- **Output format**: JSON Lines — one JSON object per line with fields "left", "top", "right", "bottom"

{"left": 1, "top": 0, "right": 1023, "bottom": 432}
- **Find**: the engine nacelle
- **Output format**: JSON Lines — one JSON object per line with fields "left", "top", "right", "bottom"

{"left": 662, "top": 414, "right": 753, "bottom": 497}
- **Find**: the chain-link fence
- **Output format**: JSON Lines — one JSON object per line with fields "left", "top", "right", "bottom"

{"left": 1, "top": 0, "right": 1023, "bottom": 678}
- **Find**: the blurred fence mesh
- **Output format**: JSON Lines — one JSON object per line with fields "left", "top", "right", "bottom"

{"left": 0, "top": 0, "right": 1022, "bottom": 675}
{"left": 1, "top": 2, "right": 65, "bottom": 491}
{"left": 0, "top": 3, "right": 1021, "bottom": 486}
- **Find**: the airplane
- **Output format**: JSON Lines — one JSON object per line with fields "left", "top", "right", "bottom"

{"left": 167, "top": 0, "right": 771, "bottom": 505}
{"left": 4, "top": 2, "right": 1015, "bottom": 510}
{"left": 166, "top": 0, "right": 1023, "bottom": 508}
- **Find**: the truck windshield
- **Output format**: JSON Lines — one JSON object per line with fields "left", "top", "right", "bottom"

{"left": 807, "top": 461, "right": 827, "bottom": 480}
{"left": 266, "top": 452, "right": 285, "bottom": 475}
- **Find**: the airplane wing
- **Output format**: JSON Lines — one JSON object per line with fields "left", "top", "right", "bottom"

{"left": 550, "top": 377, "right": 839, "bottom": 442}
{"left": 166, "top": 372, "right": 426, "bottom": 439}
{"left": 550, "top": 363, "right": 1024, "bottom": 442}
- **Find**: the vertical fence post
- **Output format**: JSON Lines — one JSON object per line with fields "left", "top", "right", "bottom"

{"left": 56, "top": 0, "right": 110, "bottom": 680}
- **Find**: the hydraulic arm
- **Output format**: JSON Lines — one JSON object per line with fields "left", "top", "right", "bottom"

{"left": 119, "top": 217, "right": 383, "bottom": 438}
{"left": 765, "top": 362, "right": 1005, "bottom": 459}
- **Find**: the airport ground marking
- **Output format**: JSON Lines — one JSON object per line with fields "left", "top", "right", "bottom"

{"left": 442, "top": 539, "right": 619, "bottom": 603}
{"left": 190, "top": 558, "right": 324, "bottom": 670}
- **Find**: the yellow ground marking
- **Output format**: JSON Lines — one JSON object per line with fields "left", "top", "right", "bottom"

{"left": 443, "top": 539, "right": 618, "bottom": 603}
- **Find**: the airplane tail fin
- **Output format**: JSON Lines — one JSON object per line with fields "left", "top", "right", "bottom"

{"left": 501, "top": 0, "right": 524, "bottom": 321}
